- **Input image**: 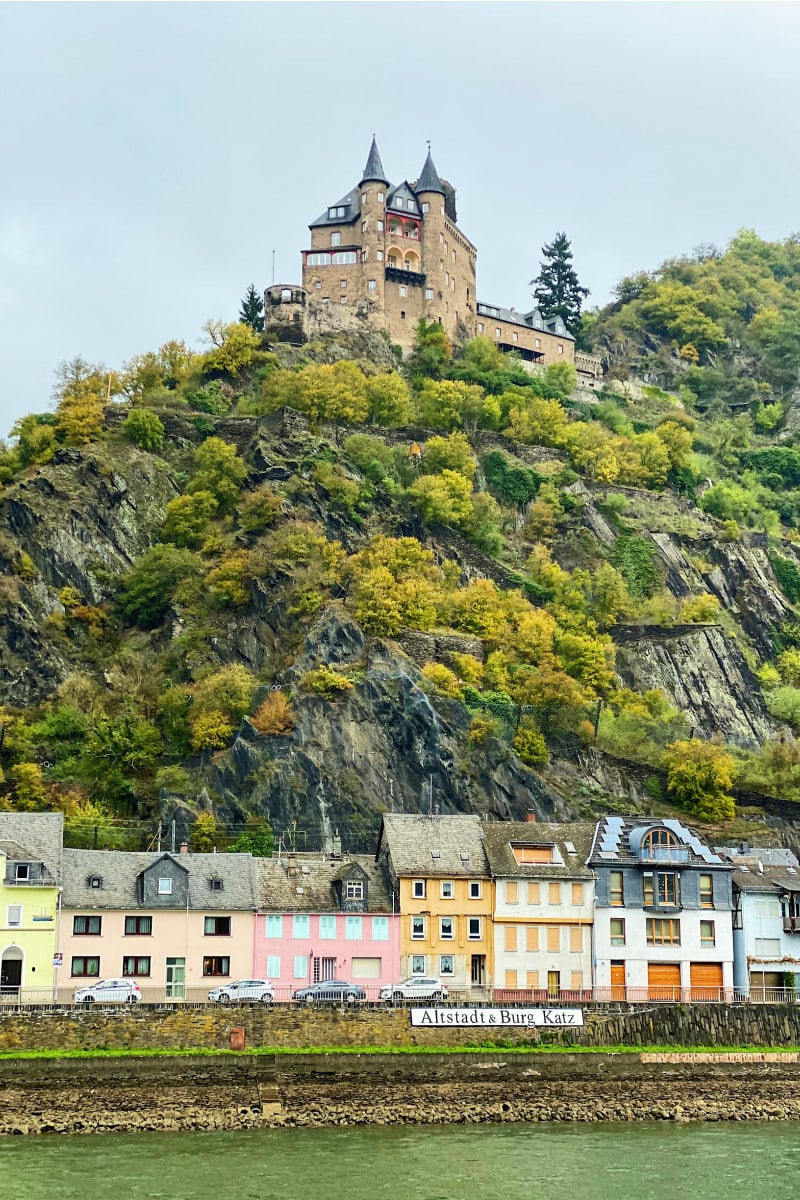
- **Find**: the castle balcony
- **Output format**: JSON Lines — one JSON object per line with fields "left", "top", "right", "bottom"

{"left": 386, "top": 227, "right": 420, "bottom": 241}
{"left": 384, "top": 266, "right": 426, "bottom": 288}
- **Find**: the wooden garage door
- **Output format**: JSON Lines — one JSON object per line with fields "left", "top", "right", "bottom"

{"left": 690, "top": 962, "right": 723, "bottom": 1001}
{"left": 648, "top": 963, "right": 681, "bottom": 1000}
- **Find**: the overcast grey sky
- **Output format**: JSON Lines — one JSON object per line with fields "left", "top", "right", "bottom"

{"left": 2, "top": 1, "right": 800, "bottom": 436}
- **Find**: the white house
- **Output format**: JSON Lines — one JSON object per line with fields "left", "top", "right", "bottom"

{"left": 722, "top": 846, "right": 800, "bottom": 998}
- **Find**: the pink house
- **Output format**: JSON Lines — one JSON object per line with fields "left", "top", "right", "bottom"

{"left": 255, "top": 855, "right": 401, "bottom": 1000}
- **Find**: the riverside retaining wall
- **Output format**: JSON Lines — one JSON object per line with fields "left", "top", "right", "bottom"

{"left": 4, "top": 1051, "right": 800, "bottom": 1135}
{"left": 3, "top": 1003, "right": 800, "bottom": 1053}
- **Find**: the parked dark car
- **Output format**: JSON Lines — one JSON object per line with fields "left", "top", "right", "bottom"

{"left": 292, "top": 980, "right": 366, "bottom": 1004}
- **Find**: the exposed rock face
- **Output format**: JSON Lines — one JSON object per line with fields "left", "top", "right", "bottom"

{"left": 0, "top": 444, "right": 178, "bottom": 602}
{"left": 613, "top": 623, "right": 777, "bottom": 746}
{"left": 206, "top": 610, "right": 569, "bottom": 851}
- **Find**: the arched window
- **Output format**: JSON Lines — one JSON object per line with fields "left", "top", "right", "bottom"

{"left": 642, "top": 829, "right": 679, "bottom": 852}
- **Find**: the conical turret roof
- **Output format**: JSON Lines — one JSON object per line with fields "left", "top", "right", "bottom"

{"left": 415, "top": 149, "right": 444, "bottom": 195}
{"left": 361, "top": 136, "right": 388, "bottom": 185}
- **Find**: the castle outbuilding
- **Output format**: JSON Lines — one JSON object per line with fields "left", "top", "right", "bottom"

{"left": 267, "top": 138, "right": 588, "bottom": 372}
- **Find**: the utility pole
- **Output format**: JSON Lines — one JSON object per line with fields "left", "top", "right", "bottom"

{"left": 272, "top": 249, "right": 276, "bottom": 285}
{"left": 171, "top": 820, "right": 176, "bottom": 854}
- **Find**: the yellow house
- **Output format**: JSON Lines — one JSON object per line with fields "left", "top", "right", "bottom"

{"left": 0, "top": 812, "right": 63, "bottom": 999}
{"left": 376, "top": 813, "right": 493, "bottom": 993}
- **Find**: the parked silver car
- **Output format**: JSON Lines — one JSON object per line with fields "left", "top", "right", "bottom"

{"left": 74, "top": 978, "right": 141, "bottom": 1004}
{"left": 380, "top": 976, "right": 449, "bottom": 1002}
{"left": 208, "top": 979, "right": 275, "bottom": 1005}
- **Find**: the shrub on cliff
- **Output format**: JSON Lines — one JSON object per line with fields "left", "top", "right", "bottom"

{"left": 662, "top": 739, "right": 735, "bottom": 821}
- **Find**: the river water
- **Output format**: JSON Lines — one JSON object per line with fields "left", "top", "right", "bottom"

{"left": 3, "top": 1123, "right": 800, "bottom": 1199}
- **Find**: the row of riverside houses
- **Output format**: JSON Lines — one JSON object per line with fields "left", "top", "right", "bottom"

{"left": 2, "top": 810, "right": 800, "bottom": 1003}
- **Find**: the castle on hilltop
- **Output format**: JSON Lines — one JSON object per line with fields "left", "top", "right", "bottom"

{"left": 265, "top": 138, "right": 595, "bottom": 376}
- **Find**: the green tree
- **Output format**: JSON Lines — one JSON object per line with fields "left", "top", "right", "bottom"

{"left": 232, "top": 816, "right": 274, "bottom": 857}
{"left": 531, "top": 232, "right": 590, "bottom": 335}
{"left": 191, "top": 664, "right": 257, "bottom": 721}
{"left": 421, "top": 432, "right": 477, "bottom": 479}
{"left": 366, "top": 373, "right": 413, "bottom": 425}
{"left": 408, "top": 469, "right": 473, "bottom": 527}
{"left": 188, "top": 437, "right": 247, "bottom": 513}
{"left": 662, "top": 739, "right": 736, "bottom": 821}
{"left": 239, "top": 284, "right": 265, "bottom": 333}
{"left": 407, "top": 318, "right": 451, "bottom": 380}
{"left": 189, "top": 812, "right": 223, "bottom": 852}
{"left": 118, "top": 544, "right": 203, "bottom": 627}
{"left": 200, "top": 320, "right": 261, "bottom": 376}
{"left": 122, "top": 408, "right": 165, "bottom": 451}
{"left": 161, "top": 491, "right": 219, "bottom": 547}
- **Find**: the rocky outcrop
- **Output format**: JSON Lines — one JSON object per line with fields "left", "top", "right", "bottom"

{"left": 613, "top": 623, "right": 778, "bottom": 746}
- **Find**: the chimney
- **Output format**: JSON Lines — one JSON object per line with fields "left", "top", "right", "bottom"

{"left": 179, "top": 842, "right": 189, "bottom": 854}
{"left": 526, "top": 812, "right": 537, "bottom": 823}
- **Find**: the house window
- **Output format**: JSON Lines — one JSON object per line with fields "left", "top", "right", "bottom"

{"left": 700, "top": 920, "right": 716, "bottom": 946}
{"left": 572, "top": 883, "right": 584, "bottom": 906}
{"left": 570, "top": 927, "right": 582, "bottom": 953}
{"left": 346, "top": 916, "right": 363, "bottom": 940}
{"left": 330, "top": 233, "right": 341, "bottom": 246}
{"left": 644, "top": 873, "right": 655, "bottom": 906}
{"left": 700, "top": 875, "right": 714, "bottom": 908}
{"left": 294, "top": 956, "right": 307, "bottom": 979}
{"left": 469, "top": 881, "right": 482, "bottom": 899}
{"left": 319, "top": 914, "right": 336, "bottom": 939}
{"left": 440, "top": 917, "right": 454, "bottom": 940}
{"left": 157, "top": 877, "right": 172, "bottom": 895}
{"left": 368, "top": 279, "right": 377, "bottom": 292}
{"left": 412, "top": 880, "right": 426, "bottom": 899}
{"left": 411, "top": 916, "right": 426, "bottom": 940}
{"left": 6, "top": 905, "right": 22, "bottom": 928}
{"left": 265, "top": 915, "right": 283, "bottom": 938}
{"left": 122, "top": 956, "right": 151, "bottom": 977}
{"left": 266, "top": 956, "right": 281, "bottom": 978}
{"left": 506, "top": 881, "right": 518, "bottom": 905}
{"left": 505, "top": 925, "right": 518, "bottom": 952}
{"left": 73, "top": 915, "right": 102, "bottom": 935}
{"left": 14, "top": 863, "right": 30, "bottom": 882}
{"left": 526, "top": 926, "right": 539, "bottom": 952}
{"left": 202, "top": 956, "right": 230, "bottom": 976}
{"left": 125, "top": 915, "right": 152, "bottom": 935}
{"left": 71, "top": 957, "right": 100, "bottom": 977}
{"left": 425, "top": 288, "right": 434, "bottom": 299}
{"left": 332, "top": 251, "right": 357, "bottom": 265}
{"left": 440, "top": 880, "right": 454, "bottom": 899}
{"left": 345, "top": 880, "right": 364, "bottom": 901}
{"left": 440, "top": 955, "right": 454, "bottom": 975}
{"left": 512, "top": 846, "right": 554, "bottom": 865}
{"left": 328, "top": 206, "right": 346, "bottom": 218}
{"left": 548, "top": 882, "right": 561, "bottom": 905}
{"left": 411, "top": 955, "right": 426, "bottom": 974}
{"left": 755, "top": 938, "right": 781, "bottom": 956}
{"left": 452, "top": 250, "right": 456, "bottom": 262}
{"left": 292, "top": 914, "right": 310, "bottom": 938}
{"left": 527, "top": 882, "right": 540, "bottom": 904}
{"left": 610, "top": 872, "right": 624, "bottom": 906}
{"left": 361, "top": 250, "right": 368, "bottom": 263}
{"left": 315, "top": 281, "right": 322, "bottom": 288}
{"left": 658, "top": 873, "right": 679, "bottom": 907}
{"left": 468, "top": 917, "right": 482, "bottom": 940}
{"left": 610, "top": 918, "right": 626, "bottom": 945}
{"left": 204, "top": 916, "right": 231, "bottom": 936}
{"left": 371, "top": 916, "right": 389, "bottom": 941}
{"left": 445, "top": 271, "right": 449, "bottom": 285}
{"left": 646, "top": 918, "right": 681, "bottom": 945}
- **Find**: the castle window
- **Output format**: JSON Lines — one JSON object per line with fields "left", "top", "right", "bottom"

{"left": 495, "top": 328, "right": 501, "bottom": 338}
{"left": 440, "top": 205, "right": 445, "bottom": 215}
{"left": 376, "top": 250, "right": 384, "bottom": 261}
{"left": 280, "top": 288, "right": 292, "bottom": 301}
{"left": 307, "top": 252, "right": 332, "bottom": 266}
{"left": 368, "top": 280, "right": 377, "bottom": 292}
{"left": 407, "top": 199, "right": 415, "bottom": 210}
{"left": 340, "top": 296, "right": 346, "bottom": 304}
{"left": 399, "top": 286, "right": 407, "bottom": 297}
{"left": 315, "top": 281, "right": 321, "bottom": 289}
{"left": 477, "top": 323, "right": 483, "bottom": 332}
{"left": 422, "top": 202, "right": 429, "bottom": 214}
{"left": 340, "top": 279, "right": 347, "bottom": 288}
{"left": 452, "top": 250, "right": 456, "bottom": 262}
{"left": 425, "top": 288, "right": 433, "bottom": 300}
{"left": 535, "top": 337, "right": 541, "bottom": 347}
{"left": 331, "top": 251, "right": 357, "bottom": 265}
{"left": 328, "top": 206, "right": 346, "bottom": 218}
{"left": 377, "top": 220, "right": 384, "bottom": 232}
{"left": 439, "top": 259, "right": 444, "bottom": 271}
{"left": 361, "top": 192, "right": 366, "bottom": 205}
{"left": 558, "top": 344, "right": 564, "bottom": 354}
{"left": 512, "top": 333, "right": 518, "bottom": 342}
{"left": 400, "top": 311, "right": 406, "bottom": 319}
{"left": 331, "top": 232, "right": 341, "bottom": 247}
{"left": 361, "top": 250, "right": 367, "bottom": 262}
{"left": 377, "top": 191, "right": 384, "bottom": 204}
{"left": 322, "top": 297, "right": 329, "bottom": 306}
{"left": 362, "top": 221, "right": 367, "bottom": 233}
{"left": 445, "top": 272, "right": 449, "bottom": 285}
{"left": 439, "top": 234, "right": 443, "bottom": 244}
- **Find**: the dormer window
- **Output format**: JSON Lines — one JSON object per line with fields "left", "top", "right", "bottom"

{"left": 328, "top": 206, "right": 346, "bottom": 218}
{"left": 511, "top": 844, "right": 555, "bottom": 865}
{"left": 209, "top": 878, "right": 224, "bottom": 892}
{"left": 345, "top": 880, "right": 364, "bottom": 901}
{"left": 157, "top": 877, "right": 173, "bottom": 895}
{"left": 14, "top": 864, "right": 30, "bottom": 882}
{"left": 89, "top": 875, "right": 103, "bottom": 889}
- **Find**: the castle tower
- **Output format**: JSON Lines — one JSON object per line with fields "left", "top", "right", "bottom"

{"left": 415, "top": 149, "right": 477, "bottom": 342}
{"left": 358, "top": 136, "right": 389, "bottom": 321}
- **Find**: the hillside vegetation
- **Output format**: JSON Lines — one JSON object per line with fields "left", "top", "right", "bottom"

{"left": 2, "top": 230, "right": 800, "bottom": 849}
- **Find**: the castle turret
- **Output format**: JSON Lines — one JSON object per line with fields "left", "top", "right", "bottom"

{"left": 358, "top": 136, "right": 388, "bottom": 319}
{"left": 415, "top": 148, "right": 476, "bottom": 340}
{"left": 360, "top": 136, "right": 388, "bottom": 187}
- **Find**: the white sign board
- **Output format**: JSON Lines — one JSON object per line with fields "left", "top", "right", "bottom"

{"left": 410, "top": 1007, "right": 584, "bottom": 1028}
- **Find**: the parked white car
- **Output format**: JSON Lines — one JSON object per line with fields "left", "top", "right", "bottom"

{"left": 74, "top": 978, "right": 141, "bottom": 1004}
{"left": 380, "top": 977, "right": 449, "bottom": 1002}
{"left": 208, "top": 979, "right": 275, "bottom": 1005}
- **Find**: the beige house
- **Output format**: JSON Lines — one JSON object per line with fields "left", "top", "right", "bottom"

{"left": 60, "top": 849, "right": 257, "bottom": 1001}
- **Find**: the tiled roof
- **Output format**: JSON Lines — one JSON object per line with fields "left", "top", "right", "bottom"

{"left": 589, "top": 817, "right": 729, "bottom": 868}
{"left": 62, "top": 849, "right": 257, "bottom": 910}
{"left": 258, "top": 854, "right": 394, "bottom": 912}
{"left": 480, "top": 821, "right": 596, "bottom": 879}
{"left": 377, "top": 814, "right": 489, "bottom": 879}
{"left": 0, "top": 812, "right": 63, "bottom": 883}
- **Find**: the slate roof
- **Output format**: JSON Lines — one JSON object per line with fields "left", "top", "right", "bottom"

{"left": 361, "top": 136, "right": 388, "bottom": 185}
{"left": 0, "top": 812, "right": 63, "bottom": 884}
{"left": 716, "top": 846, "right": 798, "bottom": 867}
{"left": 62, "top": 849, "right": 257, "bottom": 910}
{"left": 376, "top": 814, "right": 489, "bottom": 879}
{"left": 309, "top": 186, "right": 361, "bottom": 229}
{"left": 481, "top": 821, "right": 596, "bottom": 880}
{"left": 476, "top": 301, "right": 575, "bottom": 341}
{"left": 258, "top": 854, "right": 394, "bottom": 913}
{"left": 416, "top": 150, "right": 444, "bottom": 195}
{"left": 386, "top": 182, "right": 421, "bottom": 215}
{"left": 589, "top": 816, "right": 730, "bottom": 869}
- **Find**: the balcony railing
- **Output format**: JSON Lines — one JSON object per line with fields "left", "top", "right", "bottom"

{"left": 783, "top": 915, "right": 800, "bottom": 933}
{"left": 384, "top": 265, "right": 426, "bottom": 287}
{"left": 638, "top": 846, "right": 690, "bottom": 864}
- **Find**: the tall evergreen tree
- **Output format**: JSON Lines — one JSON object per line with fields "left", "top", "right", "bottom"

{"left": 239, "top": 284, "right": 264, "bottom": 333}
{"left": 530, "top": 233, "right": 589, "bottom": 336}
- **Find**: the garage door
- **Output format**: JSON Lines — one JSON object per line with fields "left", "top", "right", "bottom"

{"left": 351, "top": 957, "right": 382, "bottom": 979}
{"left": 647, "top": 963, "right": 681, "bottom": 1000}
{"left": 689, "top": 962, "right": 723, "bottom": 1001}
